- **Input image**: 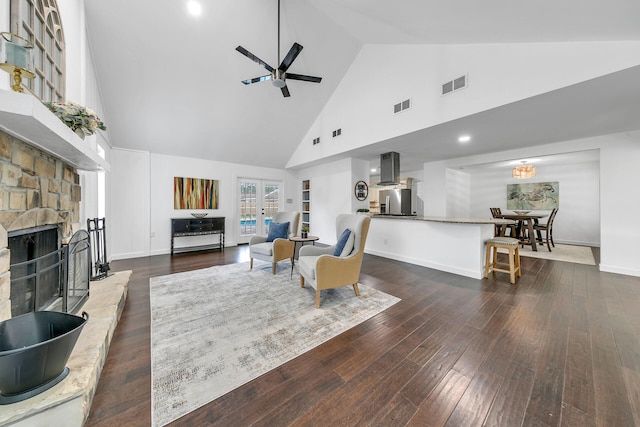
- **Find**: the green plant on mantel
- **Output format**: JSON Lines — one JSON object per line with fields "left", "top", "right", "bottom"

{"left": 43, "top": 101, "right": 107, "bottom": 139}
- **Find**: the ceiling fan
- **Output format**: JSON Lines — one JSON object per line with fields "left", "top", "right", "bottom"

{"left": 235, "top": 0, "right": 322, "bottom": 97}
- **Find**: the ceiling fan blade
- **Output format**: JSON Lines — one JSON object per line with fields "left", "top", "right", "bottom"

{"left": 236, "top": 46, "right": 274, "bottom": 72}
{"left": 241, "top": 75, "right": 272, "bottom": 85}
{"left": 279, "top": 42, "right": 303, "bottom": 72}
{"left": 281, "top": 85, "right": 291, "bottom": 97}
{"left": 286, "top": 73, "right": 322, "bottom": 83}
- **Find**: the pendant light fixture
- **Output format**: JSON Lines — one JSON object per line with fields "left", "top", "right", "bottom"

{"left": 512, "top": 161, "right": 535, "bottom": 179}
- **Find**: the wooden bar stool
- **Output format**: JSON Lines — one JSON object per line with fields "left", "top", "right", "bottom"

{"left": 484, "top": 237, "right": 521, "bottom": 284}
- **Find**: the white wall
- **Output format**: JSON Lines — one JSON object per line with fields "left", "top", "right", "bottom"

{"left": 600, "top": 134, "right": 640, "bottom": 276}
{"left": 110, "top": 148, "right": 150, "bottom": 260}
{"left": 467, "top": 159, "right": 600, "bottom": 246}
{"left": 446, "top": 169, "right": 471, "bottom": 217}
{"left": 288, "top": 41, "right": 640, "bottom": 169}
{"left": 56, "top": 0, "right": 115, "bottom": 257}
{"left": 298, "top": 158, "right": 356, "bottom": 245}
{"left": 109, "top": 150, "right": 298, "bottom": 259}
{"left": 424, "top": 161, "right": 448, "bottom": 216}
{"left": 148, "top": 153, "right": 298, "bottom": 255}
{"left": 350, "top": 158, "right": 371, "bottom": 213}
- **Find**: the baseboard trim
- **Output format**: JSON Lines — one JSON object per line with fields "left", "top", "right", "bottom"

{"left": 365, "top": 248, "right": 482, "bottom": 279}
{"left": 600, "top": 264, "right": 640, "bottom": 278}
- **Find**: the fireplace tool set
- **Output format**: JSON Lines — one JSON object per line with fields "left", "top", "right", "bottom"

{"left": 88, "top": 217, "right": 111, "bottom": 280}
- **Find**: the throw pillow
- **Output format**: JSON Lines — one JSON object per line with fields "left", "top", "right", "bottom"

{"left": 333, "top": 228, "right": 354, "bottom": 257}
{"left": 266, "top": 221, "right": 290, "bottom": 242}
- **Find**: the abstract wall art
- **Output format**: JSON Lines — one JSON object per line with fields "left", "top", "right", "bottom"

{"left": 174, "top": 177, "right": 219, "bottom": 209}
{"left": 507, "top": 181, "right": 559, "bottom": 210}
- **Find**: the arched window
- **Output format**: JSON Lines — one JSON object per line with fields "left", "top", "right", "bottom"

{"left": 10, "top": 0, "right": 65, "bottom": 101}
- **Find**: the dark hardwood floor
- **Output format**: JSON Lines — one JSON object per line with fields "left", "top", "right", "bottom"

{"left": 85, "top": 246, "right": 640, "bottom": 427}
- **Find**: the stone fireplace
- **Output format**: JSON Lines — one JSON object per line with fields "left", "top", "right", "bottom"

{"left": 0, "top": 91, "right": 124, "bottom": 426}
{"left": 0, "top": 129, "right": 81, "bottom": 321}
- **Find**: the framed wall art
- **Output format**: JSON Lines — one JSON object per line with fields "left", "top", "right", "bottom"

{"left": 354, "top": 180, "right": 368, "bottom": 201}
{"left": 507, "top": 181, "right": 559, "bottom": 210}
{"left": 174, "top": 176, "right": 219, "bottom": 209}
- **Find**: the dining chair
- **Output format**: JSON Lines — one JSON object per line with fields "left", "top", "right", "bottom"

{"left": 490, "top": 208, "right": 501, "bottom": 236}
{"left": 490, "top": 207, "right": 517, "bottom": 237}
{"left": 533, "top": 208, "right": 558, "bottom": 252}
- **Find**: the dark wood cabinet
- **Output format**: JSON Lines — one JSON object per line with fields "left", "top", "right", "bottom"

{"left": 171, "top": 217, "right": 225, "bottom": 255}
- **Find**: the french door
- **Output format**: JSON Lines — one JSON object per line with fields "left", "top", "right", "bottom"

{"left": 238, "top": 179, "right": 282, "bottom": 244}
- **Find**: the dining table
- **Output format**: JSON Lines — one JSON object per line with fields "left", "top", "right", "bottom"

{"left": 496, "top": 212, "right": 548, "bottom": 251}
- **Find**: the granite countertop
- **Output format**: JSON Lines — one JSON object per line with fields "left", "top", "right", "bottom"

{"left": 372, "top": 215, "right": 514, "bottom": 225}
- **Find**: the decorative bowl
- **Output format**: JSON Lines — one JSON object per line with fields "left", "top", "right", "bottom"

{"left": 190, "top": 213, "right": 208, "bottom": 218}
{"left": 513, "top": 210, "right": 530, "bottom": 215}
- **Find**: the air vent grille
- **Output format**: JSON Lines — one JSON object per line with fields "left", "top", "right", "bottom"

{"left": 442, "top": 74, "right": 468, "bottom": 96}
{"left": 312, "top": 137, "right": 320, "bottom": 145}
{"left": 453, "top": 75, "right": 466, "bottom": 90}
{"left": 332, "top": 128, "right": 342, "bottom": 137}
{"left": 393, "top": 98, "right": 411, "bottom": 114}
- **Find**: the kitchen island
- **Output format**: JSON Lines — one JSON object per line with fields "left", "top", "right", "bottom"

{"left": 366, "top": 215, "right": 515, "bottom": 279}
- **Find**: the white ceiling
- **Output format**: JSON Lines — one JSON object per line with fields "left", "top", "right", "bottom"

{"left": 84, "top": 0, "right": 640, "bottom": 173}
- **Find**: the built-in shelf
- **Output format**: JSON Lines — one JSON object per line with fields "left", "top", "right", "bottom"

{"left": 302, "top": 179, "right": 310, "bottom": 232}
{"left": 0, "top": 90, "right": 110, "bottom": 172}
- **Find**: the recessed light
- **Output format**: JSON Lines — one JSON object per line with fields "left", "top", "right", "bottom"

{"left": 371, "top": 168, "right": 377, "bottom": 173}
{"left": 458, "top": 135, "right": 471, "bottom": 143}
{"left": 187, "top": 0, "right": 202, "bottom": 16}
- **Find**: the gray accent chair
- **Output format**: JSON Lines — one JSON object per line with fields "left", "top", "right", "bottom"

{"left": 298, "top": 214, "right": 371, "bottom": 308}
{"left": 249, "top": 211, "right": 300, "bottom": 274}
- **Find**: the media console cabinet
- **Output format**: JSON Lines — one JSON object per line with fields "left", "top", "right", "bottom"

{"left": 171, "top": 217, "right": 225, "bottom": 255}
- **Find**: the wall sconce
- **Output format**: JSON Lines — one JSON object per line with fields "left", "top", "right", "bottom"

{"left": 0, "top": 32, "right": 35, "bottom": 93}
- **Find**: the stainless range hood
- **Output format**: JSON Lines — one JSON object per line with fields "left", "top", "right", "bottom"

{"left": 378, "top": 152, "right": 400, "bottom": 185}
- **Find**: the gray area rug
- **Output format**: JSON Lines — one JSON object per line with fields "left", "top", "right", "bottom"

{"left": 499, "top": 243, "right": 595, "bottom": 265}
{"left": 150, "top": 261, "right": 400, "bottom": 427}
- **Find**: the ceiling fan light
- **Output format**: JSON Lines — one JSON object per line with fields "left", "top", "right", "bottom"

{"left": 271, "top": 69, "right": 286, "bottom": 87}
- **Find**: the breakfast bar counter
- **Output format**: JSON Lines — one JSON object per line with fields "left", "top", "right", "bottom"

{"left": 366, "top": 215, "right": 515, "bottom": 279}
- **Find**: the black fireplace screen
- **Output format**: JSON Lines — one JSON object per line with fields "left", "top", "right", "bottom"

{"left": 9, "top": 227, "right": 90, "bottom": 317}
{"left": 66, "top": 230, "right": 91, "bottom": 314}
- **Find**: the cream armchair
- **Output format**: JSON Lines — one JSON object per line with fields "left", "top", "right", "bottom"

{"left": 249, "top": 211, "right": 300, "bottom": 274}
{"left": 298, "top": 214, "right": 371, "bottom": 308}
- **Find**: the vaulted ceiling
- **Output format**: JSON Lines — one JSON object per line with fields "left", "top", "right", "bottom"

{"left": 84, "top": 0, "right": 640, "bottom": 172}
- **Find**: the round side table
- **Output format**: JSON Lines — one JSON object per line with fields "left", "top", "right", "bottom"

{"left": 289, "top": 235, "right": 319, "bottom": 277}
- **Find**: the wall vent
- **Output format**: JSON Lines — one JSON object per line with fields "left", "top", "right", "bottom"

{"left": 442, "top": 74, "right": 468, "bottom": 96}
{"left": 312, "top": 137, "right": 320, "bottom": 145}
{"left": 332, "top": 128, "right": 342, "bottom": 137}
{"left": 442, "top": 81, "right": 454, "bottom": 95}
{"left": 393, "top": 98, "right": 411, "bottom": 114}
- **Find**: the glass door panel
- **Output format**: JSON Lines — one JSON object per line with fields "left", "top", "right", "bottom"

{"left": 239, "top": 180, "right": 257, "bottom": 240}
{"left": 238, "top": 179, "right": 281, "bottom": 244}
{"left": 263, "top": 182, "right": 280, "bottom": 231}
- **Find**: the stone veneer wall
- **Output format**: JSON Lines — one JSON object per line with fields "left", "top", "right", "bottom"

{"left": 0, "top": 129, "right": 81, "bottom": 321}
